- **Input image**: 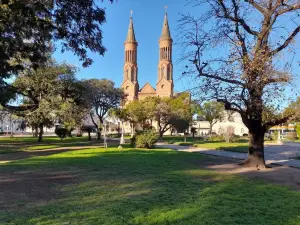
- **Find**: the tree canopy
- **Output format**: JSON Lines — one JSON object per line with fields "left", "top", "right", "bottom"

{"left": 82, "top": 78, "right": 126, "bottom": 139}
{"left": 0, "top": 0, "right": 113, "bottom": 85}
{"left": 179, "top": 0, "right": 300, "bottom": 167}
{"left": 6, "top": 61, "right": 84, "bottom": 141}
{"left": 196, "top": 101, "right": 224, "bottom": 135}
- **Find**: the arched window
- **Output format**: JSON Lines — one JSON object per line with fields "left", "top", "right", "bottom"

{"left": 131, "top": 68, "right": 135, "bottom": 81}
{"left": 167, "top": 67, "right": 171, "bottom": 80}
{"left": 161, "top": 67, "right": 164, "bottom": 78}
{"left": 126, "top": 69, "right": 129, "bottom": 79}
{"left": 164, "top": 66, "right": 167, "bottom": 78}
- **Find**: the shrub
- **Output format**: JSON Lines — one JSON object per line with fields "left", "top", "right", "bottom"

{"left": 296, "top": 125, "right": 300, "bottom": 139}
{"left": 55, "top": 127, "right": 68, "bottom": 140}
{"left": 270, "top": 131, "right": 278, "bottom": 141}
{"left": 242, "top": 133, "right": 248, "bottom": 137}
{"left": 133, "top": 129, "right": 159, "bottom": 149}
{"left": 108, "top": 133, "right": 121, "bottom": 138}
{"left": 223, "top": 133, "right": 240, "bottom": 143}
{"left": 209, "top": 135, "right": 225, "bottom": 142}
{"left": 286, "top": 132, "right": 297, "bottom": 141}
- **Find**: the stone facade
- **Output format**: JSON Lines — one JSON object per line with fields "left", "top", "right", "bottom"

{"left": 193, "top": 111, "right": 249, "bottom": 136}
{"left": 121, "top": 13, "right": 173, "bottom": 102}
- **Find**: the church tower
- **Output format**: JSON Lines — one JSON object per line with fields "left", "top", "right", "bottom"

{"left": 121, "top": 13, "right": 139, "bottom": 102}
{"left": 156, "top": 12, "right": 173, "bottom": 97}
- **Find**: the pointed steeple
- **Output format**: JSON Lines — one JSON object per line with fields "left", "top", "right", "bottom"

{"left": 126, "top": 16, "right": 136, "bottom": 43}
{"left": 160, "top": 13, "right": 171, "bottom": 39}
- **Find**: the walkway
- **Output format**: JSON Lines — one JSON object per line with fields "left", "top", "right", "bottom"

{"left": 156, "top": 142, "right": 300, "bottom": 168}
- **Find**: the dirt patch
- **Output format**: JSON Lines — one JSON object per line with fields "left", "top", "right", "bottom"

{"left": 0, "top": 171, "right": 79, "bottom": 211}
{"left": 190, "top": 154, "right": 300, "bottom": 190}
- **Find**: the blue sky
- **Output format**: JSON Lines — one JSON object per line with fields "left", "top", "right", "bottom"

{"left": 52, "top": 0, "right": 299, "bottom": 101}
{"left": 53, "top": 0, "right": 195, "bottom": 92}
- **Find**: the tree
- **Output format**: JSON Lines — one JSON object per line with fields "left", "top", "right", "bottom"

{"left": 155, "top": 93, "right": 192, "bottom": 138}
{"left": 197, "top": 101, "right": 224, "bottom": 135}
{"left": 82, "top": 79, "right": 126, "bottom": 140}
{"left": 7, "top": 61, "right": 80, "bottom": 142}
{"left": 191, "top": 127, "right": 197, "bottom": 138}
{"left": 0, "top": 0, "right": 113, "bottom": 87}
{"left": 56, "top": 101, "right": 90, "bottom": 137}
{"left": 179, "top": 0, "right": 300, "bottom": 167}
{"left": 125, "top": 100, "right": 150, "bottom": 131}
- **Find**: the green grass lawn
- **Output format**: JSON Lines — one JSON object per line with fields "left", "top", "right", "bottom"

{"left": 166, "top": 136, "right": 277, "bottom": 153}
{"left": 1, "top": 147, "right": 300, "bottom": 225}
{"left": 174, "top": 139, "right": 249, "bottom": 153}
{"left": 0, "top": 136, "right": 102, "bottom": 154}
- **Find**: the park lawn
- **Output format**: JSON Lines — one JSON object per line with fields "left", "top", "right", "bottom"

{"left": 0, "top": 136, "right": 88, "bottom": 143}
{"left": 173, "top": 138, "right": 276, "bottom": 153}
{"left": 174, "top": 140, "right": 249, "bottom": 153}
{"left": 1, "top": 147, "right": 300, "bottom": 225}
{"left": 162, "top": 135, "right": 204, "bottom": 144}
{"left": 195, "top": 141, "right": 249, "bottom": 153}
{"left": 0, "top": 136, "right": 103, "bottom": 154}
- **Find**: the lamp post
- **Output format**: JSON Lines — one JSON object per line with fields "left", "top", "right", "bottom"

{"left": 103, "top": 122, "right": 107, "bottom": 148}
{"left": 277, "top": 128, "right": 282, "bottom": 144}
{"left": 120, "top": 120, "right": 125, "bottom": 145}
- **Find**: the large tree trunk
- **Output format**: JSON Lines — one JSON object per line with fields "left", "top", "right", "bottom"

{"left": 159, "top": 131, "right": 164, "bottom": 138}
{"left": 38, "top": 123, "right": 43, "bottom": 142}
{"left": 96, "top": 129, "right": 101, "bottom": 140}
{"left": 88, "top": 131, "right": 91, "bottom": 141}
{"left": 243, "top": 127, "right": 266, "bottom": 167}
{"left": 33, "top": 124, "right": 39, "bottom": 137}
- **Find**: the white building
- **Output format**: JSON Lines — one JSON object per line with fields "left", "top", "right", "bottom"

{"left": 193, "top": 111, "right": 248, "bottom": 136}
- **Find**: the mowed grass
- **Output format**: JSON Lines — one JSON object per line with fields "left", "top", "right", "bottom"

{"left": 176, "top": 139, "right": 249, "bottom": 153}
{"left": 165, "top": 136, "right": 276, "bottom": 153}
{"left": 1, "top": 147, "right": 300, "bottom": 225}
{"left": 0, "top": 136, "right": 102, "bottom": 154}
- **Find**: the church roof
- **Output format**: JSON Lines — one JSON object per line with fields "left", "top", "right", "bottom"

{"left": 139, "top": 82, "right": 156, "bottom": 93}
{"left": 126, "top": 17, "right": 136, "bottom": 43}
{"left": 160, "top": 13, "right": 171, "bottom": 39}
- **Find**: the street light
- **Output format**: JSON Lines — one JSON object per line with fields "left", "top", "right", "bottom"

{"left": 103, "top": 122, "right": 107, "bottom": 149}
{"left": 120, "top": 120, "right": 125, "bottom": 145}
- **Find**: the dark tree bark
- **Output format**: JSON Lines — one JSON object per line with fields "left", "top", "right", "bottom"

{"left": 88, "top": 131, "right": 91, "bottom": 141}
{"left": 159, "top": 131, "right": 164, "bottom": 138}
{"left": 38, "top": 123, "right": 44, "bottom": 142}
{"left": 34, "top": 124, "right": 39, "bottom": 137}
{"left": 90, "top": 112, "right": 101, "bottom": 140}
{"left": 245, "top": 129, "right": 266, "bottom": 167}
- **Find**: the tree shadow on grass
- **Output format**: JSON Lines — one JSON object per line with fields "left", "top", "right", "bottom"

{"left": 1, "top": 149, "right": 300, "bottom": 225}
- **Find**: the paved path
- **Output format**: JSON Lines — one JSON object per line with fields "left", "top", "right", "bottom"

{"left": 156, "top": 142, "right": 300, "bottom": 168}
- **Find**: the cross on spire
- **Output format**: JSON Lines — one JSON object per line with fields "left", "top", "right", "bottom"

{"left": 130, "top": 9, "right": 133, "bottom": 18}
{"left": 164, "top": 5, "right": 168, "bottom": 14}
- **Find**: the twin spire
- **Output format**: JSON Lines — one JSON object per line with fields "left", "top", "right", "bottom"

{"left": 126, "top": 16, "right": 136, "bottom": 43}
{"left": 125, "top": 12, "right": 171, "bottom": 42}
{"left": 160, "top": 13, "right": 171, "bottom": 39}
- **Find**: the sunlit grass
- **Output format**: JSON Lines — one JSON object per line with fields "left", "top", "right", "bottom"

{"left": 1, "top": 147, "right": 300, "bottom": 225}
{"left": 0, "top": 136, "right": 104, "bottom": 154}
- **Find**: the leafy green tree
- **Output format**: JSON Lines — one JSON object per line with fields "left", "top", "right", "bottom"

{"left": 197, "top": 101, "right": 224, "bottom": 135}
{"left": 7, "top": 61, "right": 79, "bottom": 142}
{"left": 0, "top": 0, "right": 113, "bottom": 86}
{"left": 155, "top": 93, "right": 192, "bottom": 138}
{"left": 56, "top": 101, "right": 90, "bottom": 137}
{"left": 125, "top": 100, "right": 149, "bottom": 131}
{"left": 82, "top": 79, "right": 126, "bottom": 140}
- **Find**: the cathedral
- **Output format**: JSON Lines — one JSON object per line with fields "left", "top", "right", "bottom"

{"left": 121, "top": 12, "right": 174, "bottom": 101}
